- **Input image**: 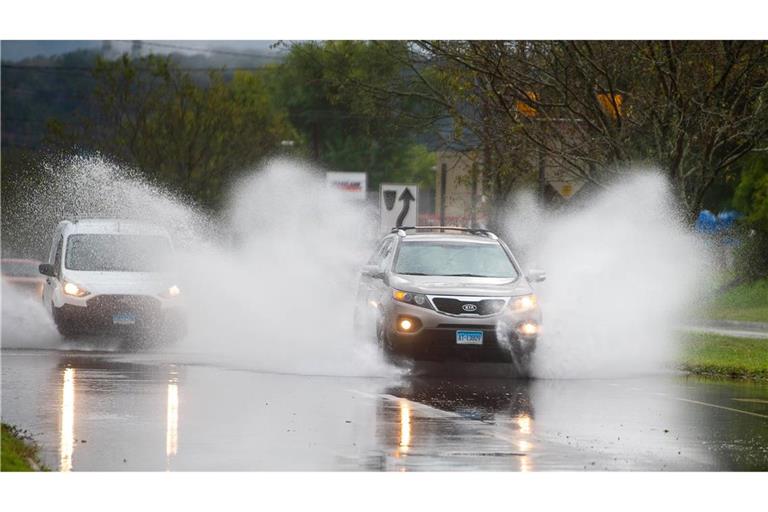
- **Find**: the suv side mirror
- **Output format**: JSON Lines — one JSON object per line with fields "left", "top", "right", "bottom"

{"left": 361, "top": 264, "right": 385, "bottom": 280}
{"left": 526, "top": 269, "right": 546, "bottom": 283}
{"left": 39, "top": 263, "right": 56, "bottom": 277}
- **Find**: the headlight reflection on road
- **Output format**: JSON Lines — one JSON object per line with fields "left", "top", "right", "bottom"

{"left": 60, "top": 367, "right": 76, "bottom": 472}
{"left": 515, "top": 414, "right": 534, "bottom": 472}
{"left": 515, "top": 414, "right": 532, "bottom": 435}
{"left": 166, "top": 379, "right": 179, "bottom": 461}
{"left": 518, "top": 441, "right": 533, "bottom": 472}
{"left": 397, "top": 399, "right": 412, "bottom": 456}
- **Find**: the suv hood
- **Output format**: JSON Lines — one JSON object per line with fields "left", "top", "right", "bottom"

{"left": 62, "top": 270, "right": 175, "bottom": 296}
{"left": 388, "top": 274, "right": 533, "bottom": 297}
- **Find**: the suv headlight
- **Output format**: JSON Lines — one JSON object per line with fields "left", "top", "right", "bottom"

{"left": 509, "top": 294, "right": 537, "bottom": 313}
{"left": 392, "top": 289, "right": 432, "bottom": 309}
{"left": 63, "top": 281, "right": 90, "bottom": 297}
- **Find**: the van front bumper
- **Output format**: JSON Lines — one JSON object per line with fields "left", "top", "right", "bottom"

{"left": 54, "top": 294, "right": 185, "bottom": 336}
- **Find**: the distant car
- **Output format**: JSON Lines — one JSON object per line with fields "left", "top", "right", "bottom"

{"left": 1, "top": 258, "right": 45, "bottom": 298}
{"left": 355, "top": 226, "right": 544, "bottom": 370}
{"left": 39, "top": 219, "right": 185, "bottom": 341}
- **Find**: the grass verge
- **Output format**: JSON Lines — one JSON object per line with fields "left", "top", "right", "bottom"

{"left": 707, "top": 278, "right": 768, "bottom": 323}
{"left": 1, "top": 423, "right": 47, "bottom": 471}
{"left": 681, "top": 333, "right": 768, "bottom": 381}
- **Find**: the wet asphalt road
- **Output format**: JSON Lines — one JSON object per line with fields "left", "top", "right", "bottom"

{"left": 2, "top": 346, "right": 768, "bottom": 471}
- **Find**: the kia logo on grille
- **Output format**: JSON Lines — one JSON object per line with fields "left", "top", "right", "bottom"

{"left": 462, "top": 304, "right": 478, "bottom": 312}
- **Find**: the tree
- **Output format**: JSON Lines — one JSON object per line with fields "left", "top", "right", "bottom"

{"left": 408, "top": 41, "right": 768, "bottom": 216}
{"left": 356, "top": 41, "right": 542, "bottom": 227}
{"left": 734, "top": 154, "right": 768, "bottom": 231}
{"left": 266, "top": 41, "right": 437, "bottom": 190}
{"left": 48, "top": 54, "right": 296, "bottom": 208}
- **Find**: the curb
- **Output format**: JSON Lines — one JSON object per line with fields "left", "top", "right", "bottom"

{"left": 693, "top": 319, "right": 768, "bottom": 332}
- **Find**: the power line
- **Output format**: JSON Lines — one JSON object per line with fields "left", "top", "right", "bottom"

{"left": 2, "top": 63, "right": 96, "bottom": 73}
{"left": 116, "top": 40, "right": 286, "bottom": 60}
{"left": 1, "top": 63, "right": 275, "bottom": 73}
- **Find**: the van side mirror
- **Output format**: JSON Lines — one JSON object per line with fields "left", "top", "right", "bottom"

{"left": 39, "top": 263, "right": 55, "bottom": 277}
{"left": 361, "top": 264, "right": 385, "bottom": 280}
{"left": 526, "top": 269, "right": 546, "bottom": 283}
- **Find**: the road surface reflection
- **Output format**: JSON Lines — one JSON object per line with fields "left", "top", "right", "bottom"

{"left": 59, "top": 367, "right": 75, "bottom": 472}
{"left": 1, "top": 349, "right": 765, "bottom": 471}
{"left": 166, "top": 378, "right": 179, "bottom": 464}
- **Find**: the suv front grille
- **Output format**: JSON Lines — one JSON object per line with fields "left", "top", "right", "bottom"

{"left": 431, "top": 297, "right": 506, "bottom": 316}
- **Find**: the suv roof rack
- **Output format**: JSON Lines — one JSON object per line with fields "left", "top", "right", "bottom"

{"left": 391, "top": 226, "right": 498, "bottom": 240}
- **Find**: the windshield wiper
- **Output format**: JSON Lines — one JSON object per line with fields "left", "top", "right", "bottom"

{"left": 443, "top": 273, "right": 491, "bottom": 277}
{"left": 398, "top": 272, "right": 429, "bottom": 276}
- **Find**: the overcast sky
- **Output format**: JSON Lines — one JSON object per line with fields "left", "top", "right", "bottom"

{"left": 1, "top": 40, "right": 282, "bottom": 61}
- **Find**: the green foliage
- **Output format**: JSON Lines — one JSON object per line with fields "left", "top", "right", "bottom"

{"left": 730, "top": 155, "right": 768, "bottom": 280}
{"left": 266, "top": 41, "right": 435, "bottom": 190}
{"left": 47, "top": 54, "right": 296, "bottom": 208}
{"left": 1, "top": 423, "right": 46, "bottom": 471}
{"left": 681, "top": 334, "right": 768, "bottom": 380}
{"left": 24, "top": 44, "right": 439, "bottom": 208}
{"left": 2, "top": 50, "right": 100, "bottom": 148}
{"left": 733, "top": 156, "right": 768, "bottom": 231}
{"left": 731, "top": 228, "right": 768, "bottom": 282}
{"left": 708, "top": 278, "right": 768, "bottom": 322}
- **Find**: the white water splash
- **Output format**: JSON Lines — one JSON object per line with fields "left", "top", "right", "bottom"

{"left": 502, "top": 172, "right": 712, "bottom": 378}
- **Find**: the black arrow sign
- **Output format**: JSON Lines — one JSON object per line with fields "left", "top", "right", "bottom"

{"left": 396, "top": 188, "right": 415, "bottom": 227}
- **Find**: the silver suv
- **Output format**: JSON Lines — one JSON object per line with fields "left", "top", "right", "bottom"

{"left": 355, "top": 227, "right": 544, "bottom": 367}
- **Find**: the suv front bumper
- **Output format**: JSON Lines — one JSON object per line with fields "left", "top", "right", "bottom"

{"left": 382, "top": 300, "right": 540, "bottom": 362}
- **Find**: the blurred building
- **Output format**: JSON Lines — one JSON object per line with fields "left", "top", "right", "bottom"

{"left": 428, "top": 149, "right": 489, "bottom": 228}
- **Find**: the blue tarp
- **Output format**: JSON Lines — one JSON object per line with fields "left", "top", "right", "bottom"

{"left": 695, "top": 209, "right": 742, "bottom": 246}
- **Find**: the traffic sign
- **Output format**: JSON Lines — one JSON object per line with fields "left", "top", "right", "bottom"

{"left": 545, "top": 167, "right": 585, "bottom": 199}
{"left": 379, "top": 183, "right": 419, "bottom": 233}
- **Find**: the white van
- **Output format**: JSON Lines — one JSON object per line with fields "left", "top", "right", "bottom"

{"left": 39, "top": 219, "right": 185, "bottom": 340}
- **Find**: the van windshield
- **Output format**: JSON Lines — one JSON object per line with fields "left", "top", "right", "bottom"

{"left": 65, "top": 234, "right": 173, "bottom": 272}
{"left": 394, "top": 241, "right": 518, "bottom": 278}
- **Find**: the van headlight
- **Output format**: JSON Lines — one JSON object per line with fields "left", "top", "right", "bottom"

{"left": 63, "top": 281, "right": 89, "bottom": 297}
{"left": 392, "top": 289, "right": 432, "bottom": 309}
{"left": 509, "top": 294, "right": 537, "bottom": 312}
{"left": 160, "top": 285, "right": 181, "bottom": 298}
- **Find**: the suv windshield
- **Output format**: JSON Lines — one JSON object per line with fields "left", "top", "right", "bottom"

{"left": 65, "top": 234, "right": 173, "bottom": 272}
{"left": 393, "top": 241, "right": 518, "bottom": 278}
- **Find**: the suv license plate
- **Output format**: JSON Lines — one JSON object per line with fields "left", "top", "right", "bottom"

{"left": 456, "top": 330, "right": 483, "bottom": 345}
{"left": 113, "top": 312, "right": 136, "bottom": 325}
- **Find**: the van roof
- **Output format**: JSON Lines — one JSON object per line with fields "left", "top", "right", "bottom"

{"left": 60, "top": 219, "right": 170, "bottom": 236}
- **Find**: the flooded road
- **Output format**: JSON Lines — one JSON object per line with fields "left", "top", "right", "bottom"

{"left": 2, "top": 347, "right": 768, "bottom": 471}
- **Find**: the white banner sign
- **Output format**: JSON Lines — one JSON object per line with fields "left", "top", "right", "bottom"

{"left": 325, "top": 172, "right": 367, "bottom": 201}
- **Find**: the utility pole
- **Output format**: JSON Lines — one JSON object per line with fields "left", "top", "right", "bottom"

{"left": 439, "top": 163, "right": 447, "bottom": 226}
{"left": 538, "top": 146, "right": 546, "bottom": 204}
